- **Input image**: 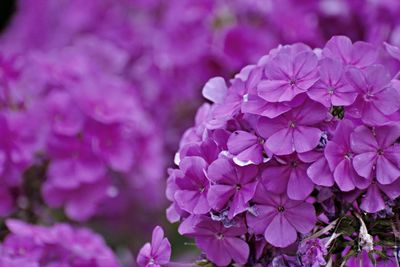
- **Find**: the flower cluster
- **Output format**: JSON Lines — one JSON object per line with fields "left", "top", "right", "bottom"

{"left": 162, "top": 36, "right": 400, "bottom": 266}
{"left": 0, "top": 219, "right": 120, "bottom": 267}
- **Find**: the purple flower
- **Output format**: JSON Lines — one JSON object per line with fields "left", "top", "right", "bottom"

{"left": 258, "top": 99, "right": 327, "bottom": 155}
{"left": 298, "top": 238, "right": 327, "bottom": 267}
{"left": 322, "top": 36, "right": 377, "bottom": 68}
{"left": 192, "top": 216, "right": 249, "bottom": 266}
{"left": 247, "top": 185, "right": 316, "bottom": 248}
{"left": 174, "top": 156, "right": 211, "bottom": 215}
{"left": 137, "top": 226, "right": 171, "bottom": 267}
{"left": 207, "top": 158, "right": 259, "bottom": 219}
{"left": 350, "top": 124, "right": 400, "bottom": 184}
{"left": 308, "top": 58, "right": 357, "bottom": 107}
{"left": 258, "top": 44, "right": 318, "bottom": 102}
{"left": 261, "top": 154, "right": 314, "bottom": 200}
{"left": 345, "top": 65, "right": 400, "bottom": 125}
{"left": 242, "top": 66, "right": 305, "bottom": 119}
{"left": 325, "top": 120, "right": 370, "bottom": 191}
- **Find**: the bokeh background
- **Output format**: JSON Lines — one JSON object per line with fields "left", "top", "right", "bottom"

{"left": 0, "top": 0, "right": 400, "bottom": 266}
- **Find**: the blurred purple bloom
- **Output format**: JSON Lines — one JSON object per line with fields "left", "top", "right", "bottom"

{"left": 1, "top": 219, "right": 120, "bottom": 267}
{"left": 137, "top": 226, "right": 171, "bottom": 267}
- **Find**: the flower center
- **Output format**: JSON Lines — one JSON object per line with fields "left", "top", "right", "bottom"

{"left": 344, "top": 152, "right": 353, "bottom": 160}
{"left": 277, "top": 206, "right": 285, "bottom": 212}
{"left": 363, "top": 91, "right": 374, "bottom": 102}
{"left": 327, "top": 87, "right": 335, "bottom": 95}
{"left": 216, "top": 233, "right": 224, "bottom": 240}
{"left": 377, "top": 148, "right": 384, "bottom": 155}
{"left": 288, "top": 121, "right": 296, "bottom": 128}
{"left": 289, "top": 79, "right": 296, "bottom": 86}
{"left": 236, "top": 184, "right": 241, "bottom": 191}
{"left": 290, "top": 160, "right": 298, "bottom": 168}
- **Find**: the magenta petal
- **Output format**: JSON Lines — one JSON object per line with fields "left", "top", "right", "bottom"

{"left": 333, "top": 160, "right": 356, "bottom": 191}
{"left": 261, "top": 166, "right": 290, "bottom": 194}
{"left": 287, "top": 167, "right": 313, "bottom": 200}
{"left": 227, "top": 131, "right": 258, "bottom": 155}
{"left": 307, "top": 157, "right": 334, "bottom": 187}
{"left": 384, "top": 42, "right": 400, "bottom": 62}
{"left": 137, "top": 243, "right": 151, "bottom": 267}
{"left": 264, "top": 213, "right": 297, "bottom": 248}
{"left": 246, "top": 205, "right": 277, "bottom": 235}
{"left": 285, "top": 202, "right": 316, "bottom": 233}
{"left": 350, "top": 126, "right": 378, "bottom": 153}
{"left": 379, "top": 179, "right": 400, "bottom": 200}
{"left": 360, "top": 184, "right": 385, "bottom": 213}
{"left": 376, "top": 156, "right": 400, "bottom": 185}
{"left": 375, "top": 124, "right": 400, "bottom": 148}
{"left": 197, "top": 237, "right": 231, "bottom": 266}
{"left": 207, "top": 184, "right": 234, "bottom": 211}
{"left": 293, "top": 126, "right": 321, "bottom": 153}
{"left": 258, "top": 80, "right": 293, "bottom": 102}
{"left": 374, "top": 88, "right": 400, "bottom": 115}
{"left": 224, "top": 237, "right": 250, "bottom": 265}
{"left": 353, "top": 152, "right": 376, "bottom": 179}
{"left": 265, "top": 128, "right": 294, "bottom": 155}
{"left": 202, "top": 77, "right": 227, "bottom": 104}
{"left": 234, "top": 144, "right": 263, "bottom": 166}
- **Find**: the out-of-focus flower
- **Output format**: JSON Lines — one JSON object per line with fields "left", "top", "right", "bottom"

{"left": 0, "top": 219, "right": 121, "bottom": 267}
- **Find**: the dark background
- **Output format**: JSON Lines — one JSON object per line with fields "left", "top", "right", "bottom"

{"left": 0, "top": 0, "right": 16, "bottom": 33}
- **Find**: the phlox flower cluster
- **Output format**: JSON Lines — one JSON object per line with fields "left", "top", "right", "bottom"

{"left": 139, "top": 36, "right": 400, "bottom": 266}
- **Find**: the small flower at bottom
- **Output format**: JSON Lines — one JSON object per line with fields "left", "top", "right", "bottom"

{"left": 137, "top": 226, "right": 171, "bottom": 267}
